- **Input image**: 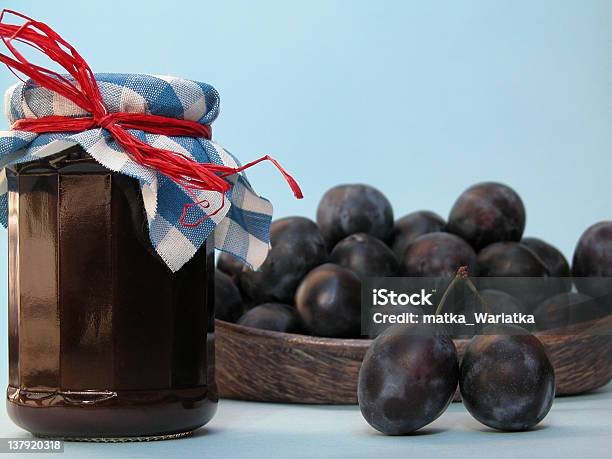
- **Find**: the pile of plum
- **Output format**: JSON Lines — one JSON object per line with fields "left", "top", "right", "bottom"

{"left": 216, "top": 181, "right": 612, "bottom": 337}
{"left": 216, "top": 181, "right": 611, "bottom": 434}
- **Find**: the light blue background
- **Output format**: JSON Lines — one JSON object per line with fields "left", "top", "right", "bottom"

{"left": 0, "top": 0, "right": 610, "bottom": 389}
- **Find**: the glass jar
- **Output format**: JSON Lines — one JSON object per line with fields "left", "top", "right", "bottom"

{"left": 6, "top": 146, "right": 217, "bottom": 440}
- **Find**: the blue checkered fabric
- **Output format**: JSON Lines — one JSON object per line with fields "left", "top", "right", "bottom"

{"left": 0, "top": 73, "right": 272, "bottom": 271}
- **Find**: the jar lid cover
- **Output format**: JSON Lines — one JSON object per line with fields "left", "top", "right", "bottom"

{"left": 0, "top": 73, "right": 273, "bottom": 271}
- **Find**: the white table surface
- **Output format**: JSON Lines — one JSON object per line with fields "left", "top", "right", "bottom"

{"left": 0, "top": 383, "right": 610, "bottom": 459}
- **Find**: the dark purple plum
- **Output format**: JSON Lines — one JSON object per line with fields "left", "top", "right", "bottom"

{"left": 367, "top": 304, "right": 423, "bottom": 339}
{"left": 477, "top": 242, "right": 562, "bottom": 306}
{"left": 533, "top": 292, "right": 604, "bottom": 331}
{"left": 358, "top": 324, "right": 459, "bottom": 435}
{"left": 237, "top": 303, "right": 299, "bottom": 333}
{"left": 400, "top": 232, "right": 478, "bottom": 277}
{"left": 295, "top": 264, "right": 361, "bottom": 337}
{"left": 316, "top": 184, "right": 394, "bottom": 248}
{"left": 480, "top": 289, "right": 524, "bottom": 315}
{"left": 217, "top": 252, "right": 256, "bottom": 309}
{"left": 460, "top": 326, "right": 555, "bottom": 431}
{"left": 447, "top": 182, "right": 526, "bottom": 250}
{"left": 522, "top": 237, "right": 571, "bottom": 293}
{"left": 215, "top": 270, "right": 243, "bottom": 322}
{"left": 330, "top": 233, "right": 398, "bottom": 279}
{"left": 240, "top": 217, "right": 327, "bottom": 304}
{"left": 449, "top": 289, "right": 525, "bottom": 339}
{"left": 217, "top": 252, "right": 245, "bottom": 283}
{"left": 479, "top": 242, "right": 548, "bottom": 277}
{"left": 451, "top": 289, "right": 524, "bottom": 319}
{"left": 391, "top": 211, "right": 446, "bottom": 259}
{"left": 521, "top": 237, "right": 570, "bottom": 278}
{"left": 572, "top": 221, "right": 612, "bottom": 299}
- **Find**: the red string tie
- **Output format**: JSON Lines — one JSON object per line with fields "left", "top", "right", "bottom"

{"left": 0, "top": 9, "right": 302, "bottom": 227}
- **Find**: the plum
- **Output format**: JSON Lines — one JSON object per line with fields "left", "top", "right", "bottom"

{"left": 330, "top": 233, "right": 398, "bottom": 279}
{"left": 522, "top": 237, "right": 571, "bottom": 293}
{"left": 400, "top": 232, "right": 478, "bottom": 277}
{"left": 572, "top": 221, "right": 612, "bottom": 299}
{"left": 237, "top": 303, "right": 298, "bottom": 333}
{"left": 450, "top": 289, "right": 524, "bottom": 320}
{"left": 316, "top": 184, "right": 394, "bottom": 248}
{"left": 215, "top": 270, "right": 243, "bottom": 322}
{"left": 447, "top": 288, "right": 526, "bottom": 339}
{"left": 447, "top": 182, "right": 526, "bottom": 250}
{"left": 478, "top": 242, "right": 548, "bottom": 277}
{"left": 460, "top": 325, "right": 555, "bottom": 431}
{"left": 533, "top": 292, "right": 604, "bottom": 331}
{"left": 358, "top": 324, "right": 459, "bottom": 435}
{"left": 367, "top": 304, "right": 423, "bottom": 339}
{"left": 390, "top": 211, "right": 445, "bottom": 259}
{"left": 521, "top": 237, "right": 570, "bottom": 278}
{"left": 240, "top": 217, "right": 327, "bottom": 304}
{"left": 480, "top": 289, "right": 524, "bottom": 314}
{"left": 216, "top": 252, "right": 245, "bottom": 283}
{"left": 295, "top": 264, "right": 361, "bottom": 337}
{"left": 477, "top": 242, "right": 563, "bottom": 306}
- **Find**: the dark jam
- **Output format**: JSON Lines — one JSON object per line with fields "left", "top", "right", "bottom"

{"left": 6, "top": 147, "right": 217, "bottom": 440}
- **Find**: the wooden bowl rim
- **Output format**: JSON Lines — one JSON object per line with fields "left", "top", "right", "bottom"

{"left": 217, "top": 320, "right": 467, "bottom": 350}
{"left": 216, "top": 319, "right": 372, "bottom": 350}
{"left": 216, "top": 314, "right": 612, "bottom": 347}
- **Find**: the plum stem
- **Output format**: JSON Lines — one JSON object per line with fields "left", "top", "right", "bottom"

{"left": 434, "top": 268, "right": 465, "bottom": 316}
{"left": 462, "top": 274, "right": 491, "bottom": 315}
{"left": 434, "top": 266, "right": 491, "bottom": 315}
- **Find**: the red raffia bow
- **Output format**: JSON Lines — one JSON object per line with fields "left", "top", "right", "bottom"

{"left": 0, "top": 9, "right": 302, "bottom": 227}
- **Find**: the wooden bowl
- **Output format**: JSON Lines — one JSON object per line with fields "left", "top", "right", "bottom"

{"left": 215, "top": 317, "right": 612, "bottom": 404}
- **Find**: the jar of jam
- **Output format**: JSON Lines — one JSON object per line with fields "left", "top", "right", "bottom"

{"left": 1, "top": 13, "right": 299, "bottom": 441}
{"left": 6, "top": 147, "right": 217, "bottom": 440}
